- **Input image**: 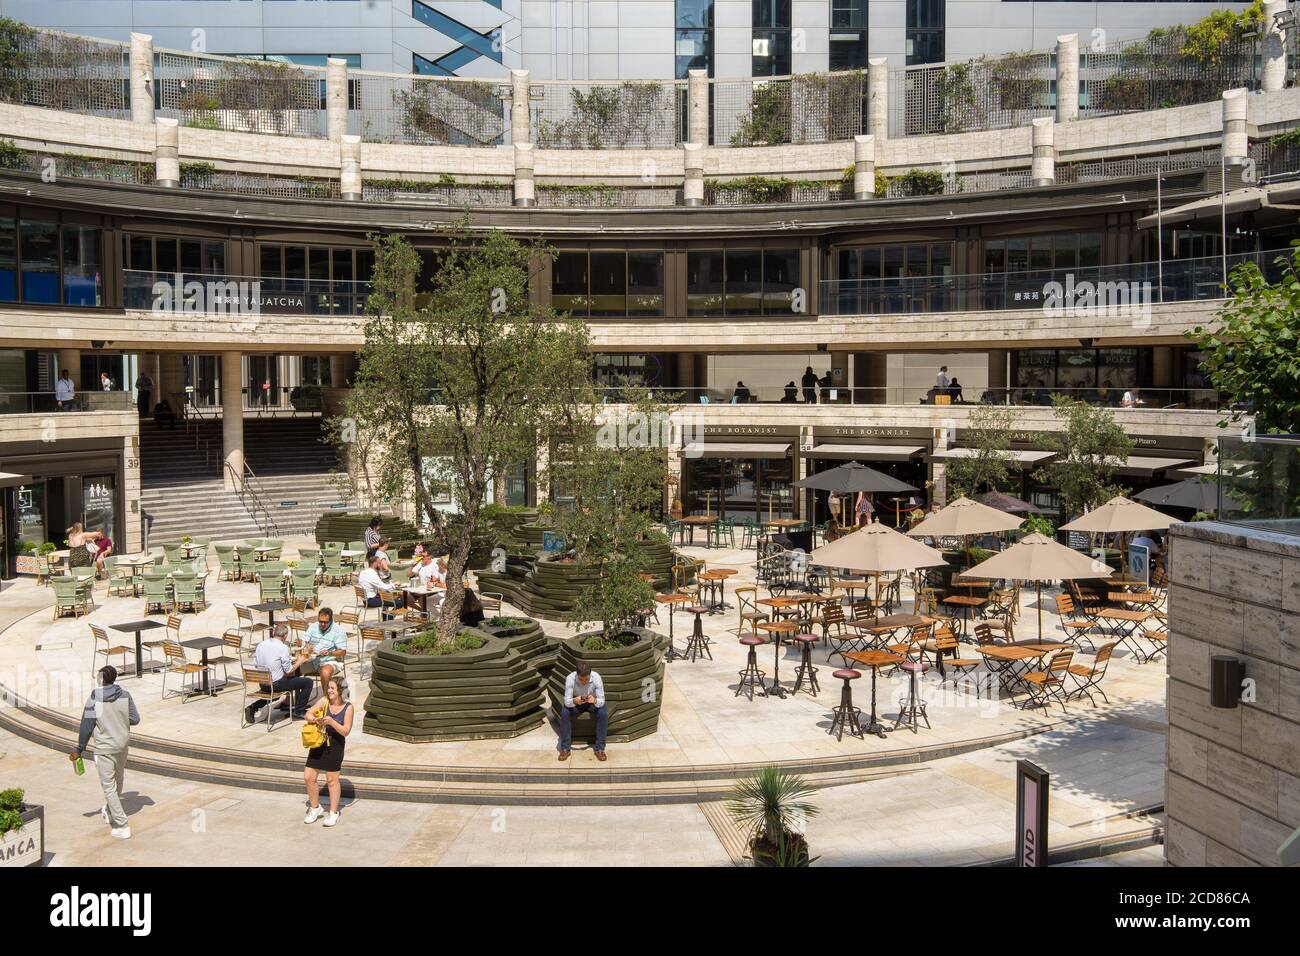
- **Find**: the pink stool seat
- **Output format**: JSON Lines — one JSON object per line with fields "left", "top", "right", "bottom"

{"left": 686, "top": 606, "right": 710, "bottom": 614}
{"left": 739, "top": 635, "right": 765, "bottom": 647}
{"left": 793, "top": 633, "right": 819, "bottom": 644}
{"left": 832, "top": 668, "right": 861, "bottom": 680}
{"left": 899, "top": 661, "right": 929, "bottom": 674}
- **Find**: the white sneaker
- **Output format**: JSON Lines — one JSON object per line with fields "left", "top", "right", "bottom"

{"left": 322, "top": 812, "right": 339, "bottom": 828}
{"left": 303, "top": 805, "right": 324, "bottom": 824}
{"left": 110, "top": 827, "right": 131, "bottom": 839}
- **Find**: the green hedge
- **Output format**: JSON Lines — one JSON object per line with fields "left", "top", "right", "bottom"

{"left": 545, "top": 627, "right": 666, "bottom": 743}
{"left": 362, "top": 628, "right": 546, "bottom": 742}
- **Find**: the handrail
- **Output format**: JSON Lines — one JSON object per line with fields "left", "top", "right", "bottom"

{"left": 223, "top": 459, "right": 279, "bottom": 536}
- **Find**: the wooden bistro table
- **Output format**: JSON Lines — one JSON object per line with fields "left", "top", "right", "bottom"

{"left": 109, "top": 619, "right": 166, "bottom": 678}
{"left": 940, "top": 594, "right": 988, "bottom": 638}
{"left": 850, "top": 612, "right": 925, "bottom": 652}
{"left": 758, "top": 595, "right": 804, "bottom": 622}
{"left": 758, "top": 620, "right": 799, "bottom": 698}
{"left": 1093, "top": 607, "right": 1154, "bottom": 656}
{"left": 977, "top": 642, "right": 1064, "bottom": 694}
{"left": 680, "top": 515, "right": 718, "bottom": 546}
{"left": 698, "top": 568, "right": 734, "bottom": 613}
{"left": 844, "top": 649, "right": 905, "bottom": 738}
{"left": 654, "top": 592, "right": 695, "bottom": 662}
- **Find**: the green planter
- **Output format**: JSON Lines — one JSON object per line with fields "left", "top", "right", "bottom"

{"left": 477, "top": 615, "right": 549, "bottom": 663}
{"left": 545, "top": 627, "right": 666, "bottom": 743}
{"left": 362, "top": 629, "right": 546, "bottom": 742}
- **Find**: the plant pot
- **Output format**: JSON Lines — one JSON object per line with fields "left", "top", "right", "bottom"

{"left": 477, "top": 615, "right": 549, "bottom": 662}
{"left": 749, "top": 829, "right": 811, "bottom": 867}
{"left": 362, "top": 628, "right": 546, "bottom": 742}
{"left": 545, "top": 627, "right": 666, "bottom": 743}
{"left": 0, "top": 804, "right": 44, "bottom": 868}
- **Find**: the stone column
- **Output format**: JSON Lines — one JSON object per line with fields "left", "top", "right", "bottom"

{"left": 1263, "top": 1, "right": 1288, "bottom": 93}
{"left": 867, "top": 58, "right": 889, "bottom": 140}
{"left": 513, "top": 142, "right": 535, "bottom": 207}
{"left": 510, "top": 69, "right": 531, "bottom": 145}
{"left": 326, "top": 57, "right": 349, "bottom": 141}
{"left": 853, "top": 134, "right": 876, "bottom": 199}
{"left": 687, "top": 69, "right": 709, "bottom": 146}
{"left": 155, "top": 117, "right": 179, "bottom": 187}
{"left": 683, "top": 142, "right": 704, "bottom": 207}
{"left": 328, "top": 355, "right": 346, "bottom": 388}
{"left": 340, "top": 134, "right": 362, "bottom": 200}
{"left": 1031, "top": 117, "right": 1055, "bottom": 186}
{"left": 1055, "top": 34, "right": 1079, "bottom": 123}
{"left": 221, "top": 351, "right": 244, "bottom": 491}
{"left": 129, "top": 33, "right": 154, "bottom": 124}
{"left": 1222, "top": 88, "right": 1250, "bottom": 163}
{"left": 1152, "top": 346, "right": 1174, "bottom": 389}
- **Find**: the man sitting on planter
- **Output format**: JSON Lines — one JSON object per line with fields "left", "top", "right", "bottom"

{"left": 558, "top": 661, "right": 608, "bottom": 763}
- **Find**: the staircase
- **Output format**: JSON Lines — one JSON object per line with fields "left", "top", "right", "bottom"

{"left": 139, "top": 417, "right": 352, "bottom": 542}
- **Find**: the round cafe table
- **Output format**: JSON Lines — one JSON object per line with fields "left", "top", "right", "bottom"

{"left": 757, "top": 620, "right": 799, "bottom": 698}
{"left": 844, "top": 649, "right": 904, "bottom": 738}
{"left": 654, "top": 592, "right": 694, "bottom": 662}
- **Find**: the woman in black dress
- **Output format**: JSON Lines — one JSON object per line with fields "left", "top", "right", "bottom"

{"left": 303, "top": 675, "right": 353, "bottom": 828}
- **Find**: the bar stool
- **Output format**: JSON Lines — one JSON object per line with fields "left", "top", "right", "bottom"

{"left": 757, "top": 620, "right": 798, "bottom": 699}
{"left": 828, "top": 668, "right": 864, "bottom": 740}
{"left": 735, "top": 634, "right": 767, "bottom": 700}
{"left": 684, "top": 605, "right": 713, "bottom": 662}
{"left": 791, "top": 632, "right": 820, "bottom": 696}
{"left": 894, "top": 659, "right": 931, "bottom": 734}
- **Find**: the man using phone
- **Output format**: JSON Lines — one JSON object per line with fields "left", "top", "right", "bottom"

{"left": 557, "top": 661, "right": 608, "bottom": 762}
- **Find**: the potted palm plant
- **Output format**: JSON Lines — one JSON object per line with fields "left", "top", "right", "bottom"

{"left": 726, "top": 767, "right": 820, "bottom": 867}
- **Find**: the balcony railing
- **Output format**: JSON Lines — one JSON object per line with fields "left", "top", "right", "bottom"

{"left": 122, "top": 270, "right": 370, "bottom": 317}
{"left": 1217, "top": 434, "right": 1300, "bottom": 534}
{"left": 819, "top": 249, "right": 1289, "bottom": 317}
{"left": 0, "top": 391, "right": 135, "bottom": 415}
{"left": 598, "top": 386, "right": 1221, "bottom": 410}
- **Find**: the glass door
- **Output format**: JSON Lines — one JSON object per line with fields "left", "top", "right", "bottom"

{"left": 246, "top": 355, "right": 280, "bottom": 409}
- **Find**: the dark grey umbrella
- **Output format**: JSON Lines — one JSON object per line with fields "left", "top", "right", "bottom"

{"left": 975, "top": 490, "right": 1043, "bottom": 514}
{"left": 1135, "top": 477, "right": 1217, "bottom": 512}
{"left": 793, "top": 460, "right": 917, "bottom": 495}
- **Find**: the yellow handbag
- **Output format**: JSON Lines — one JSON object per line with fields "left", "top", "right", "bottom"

{"left": 301, "top": 706, "right": 329, "bottom": 749}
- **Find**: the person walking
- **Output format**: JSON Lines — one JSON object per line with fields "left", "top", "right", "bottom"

{"left": 71, "top": 665, "right": 140, "bottom": 840}
{"left": 134, "top": 370, "right": 154, "bottom": 419}
{"left": 303, "top": 675, "right": 353, "bottom": 827}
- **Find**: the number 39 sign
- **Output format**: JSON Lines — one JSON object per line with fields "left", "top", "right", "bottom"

{"left": 1016, "top": 760, "right": 1050, "bottom": 867}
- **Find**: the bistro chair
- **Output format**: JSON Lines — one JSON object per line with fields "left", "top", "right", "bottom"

{"left": 241, "top": 666, "right": 289, "bottom": 732}
{"left": 933, "top": 631, "right": 984, "bottom": 697}
{"left": 257, "top": 569, "right": 286, "bottom": 603}
{"left": 161, "top": 543, "right": 185, "bottom": 565}
{"left": 234, "top": 603, "right": 271, "bottom": 648}
{"left": 357, "top": 624, "right": 387, "bottom": 680}
{"left": 735, "top": 586, "right": 768, "bottom": 635}
{"left": 322, "top": 552, "right": 351, "bottom": 587}
{"left": 141, "top": 573, "right": 173, "bottom": 615}
{"left": 171, "top": 571, "right": 207, "bottom": 613}
{"left": 104, "top": 556, "right": 134, "bottom": 597}
{"left": 52, "top": 577, "right": 90, "bottom": 620}
{"left": 90, "top": 623, "right": 134, "bottom": 675}
{"left": 234, "top": 545, "right": 259, "bottom": 581}
{"left": 216, "top": 545, "right": 240, "bottom": 581}
{"left": 1019, "top": 649, "right": 1074, "bottom": 714}
{"left": 290, "top": 569, "right": 319, "bottom": 608}
{"left": 160, "top": 640, "right": 213, "bottom": 702}
{"left": 208, "top": 630, "right": 247, "bottom": 687}
{"left": 1066, "top": 642, "right": 1117, "bottom": 705}
{"left": 1054, "top": 594, "right": 1097, "bottom": 652}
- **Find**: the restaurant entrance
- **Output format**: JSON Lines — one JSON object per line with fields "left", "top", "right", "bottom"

{"left": 683, "top": 455, "right": 794, "bottom": 519}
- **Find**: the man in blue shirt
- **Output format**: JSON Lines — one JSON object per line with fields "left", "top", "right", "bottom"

{"left": 558, "top": 661, "right": 608, "bottom": 762}
{"left": 301, "top": 606, "right": 348, "bottom": 696}
{"left": 55, "top": 369, "right": 75, "bottom": 410}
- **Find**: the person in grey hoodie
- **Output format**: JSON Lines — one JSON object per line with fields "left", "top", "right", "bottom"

{"left": 71, "top": 666, "right": 140, "bottom": 839}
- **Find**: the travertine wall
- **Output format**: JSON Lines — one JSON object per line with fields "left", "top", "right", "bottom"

{"left": 1165, "top": 520, "right": 1300, "bottom": 867}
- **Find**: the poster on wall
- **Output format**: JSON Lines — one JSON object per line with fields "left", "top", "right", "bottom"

{"left": 82, "top": 475, "right": 115, "bottom": 544}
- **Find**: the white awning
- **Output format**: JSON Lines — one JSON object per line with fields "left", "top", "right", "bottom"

{"left": 1115, "top": 456, "right": 1194, "bottom": 477}
{"left": 931, "top": 448, "right": 1057, "bottom": 465}
{"left": 683, "top": 442, "right": 791, "bottom": 458}
{"left": 809, "top": 443, "right": 925, "bottom": 461}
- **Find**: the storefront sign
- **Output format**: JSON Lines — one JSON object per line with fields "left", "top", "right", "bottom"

{"left": 702, "top": 425, "right": 791, "bottom": 437}
{"left": 1016, "top": 760, "right": 1049, "bottom": 868}
{"left": 819, "top": 426, "right": 930, "bottom": 440}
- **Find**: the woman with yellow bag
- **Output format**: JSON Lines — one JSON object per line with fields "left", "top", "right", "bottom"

{"left": 303, "top": 675, "right": 353, "bottom": 827}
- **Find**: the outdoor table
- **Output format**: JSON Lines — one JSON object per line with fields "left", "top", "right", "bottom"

{"left": 977, "top": 644, "right": 1059, "bottom": 693}
{"left": 1108, "top": 590, "right": 1162, "bottom": 613}
{"left": 680, "top": 515, "right": 717, "bottom": 546}
{"left": 849, "top": 613, "right": 924, "bottom": 651}
{"left": 248, "top": 600, "right": 293, "bottom": 625}
{"left": 940, "top": 595, "right": 988, "bottom": 637}
{"left": 1093, "top": 607, "right": 1153, "bottom": 654}
{"left": 758, "top": 596, "right": 804, "bottom": 622}
{"left": 654, "top": 592, "right": 694, "bottom": 662}
{"left": 180, "top": 544, "right": 203, "bottom": 559}
{"left": 844, "top": 649, "right": 905, "bottom": 738}
{"left": 698, "top": 569, "right": 731, "bottom": 613}
{"left": 117, "top": 555, "right": 155, "bottom": 595}
{"left": 180, "top": 636, "right": 225, "bottom": 695}
{"left": 109, "top": 619, "right": 166, "bottom": 678}
{"left": 253, "top": 546, "right": 277, "bottom": 561}
{"left": 401, "top": 585, "right": 442, "bottom": 613}
{"left": 762, "top": 518, "right": 803, "bottom": 532}
{"left": 757, "top": 620, "right": 799, "bottom": 698}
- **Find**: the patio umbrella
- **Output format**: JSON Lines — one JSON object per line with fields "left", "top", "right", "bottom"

{"left": 1059, "top": 495, "right": 1176, "bottom": 534}
{"left": 960, "top": 532, "right": 1112, "bottom": 642}
{"left": 808, "top": 522, "right": 947, "bottom": 574}
{"left": 793, "top": 461, "right": 917, "bottom": 495}
{"left": 1134, "top": 477, "right": 1217, "bottom": 513}
{"left": 975, "top": 490, "right": 1043, "bottom": 514}
{"left": 905, "top": 495, "right": 1025, "bottom": 538}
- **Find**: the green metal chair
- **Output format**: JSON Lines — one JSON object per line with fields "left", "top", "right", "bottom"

{"left": 51, "top": 577, "right": 89, "bottom": 619}
{"left": 262, "top": 539, "right": 284, "bottom": 562}
{"left": 290, "top": 569, "right": 319, "bottom": 607}
{"left": 234, "top": 546, "right": 258, "bottom": 581}
{"left": 104, "top": 556, "right": 134, "bottom": 597}
{"left": 322, "top": 552, "right": 350, "bottom": 586}
{"left": 257, "top": 569, "right": 286, "bottom": 602}
{"left": 162, "top": 543, "right": 185, "bottom": 565}
{"left": 737, "top": 517, "right": 760, "bottom": 549}
{"left": 142, "top": 573, "right": 173, "bottom": 615}
{"left": 216, "top": 545, "right": 240, "bottom": 581}
{"left": 347, "top": 540, "right": 366, "bottom": 554}
{"left": 710, "top": 516, "right": 737, "bottom": 548}
{"left": 171, "top": 572, "right": 206, "bottom": 613}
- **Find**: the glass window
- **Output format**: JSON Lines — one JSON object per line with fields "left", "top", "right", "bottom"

{"left": 284, "top": 246, "right": 306, "bottom": 281}
{"left": 1029, "top": 236, "right": 1052, "bottom": 272}
{"left": 1006, "top": 238, "right": 1029, "bottom": 273}
{"left": 155, "top": 238, "right": 178, "bottom": 275}
{"left": 676, "top": 0, "right": 713, "bottom": 29}
{"left": 752, "top": 31, "right": 791, "bottom": 77}
{"left": 310, "top": 248, "right": 330, "bottom": 284}
{"left": 180, "top": 239, "right": 202, "bottom": 273}
{"left": 552, "top": 251, "right": 589, "bottom": 315}
{"left": 725, "top": 249, "right": 762, "bottom": 314}
{"left": 831, "top": 0, "right": 867, "bottom": 30}
{"left": 829, "top": 33, "right": 867, "bottom": 71}
{"left": 984, "top": 239, "right": 1006, "bottom": 274}
{"left": 1079, "top": 232, "right": 1102, "bottom": 268}
{"left": 676, "top": 29, "right": 712, "bottom": 78}
{"left": 260, "top": 246, "right": 282, "bottom": 279}
{"left": 332, "top": 248, "right": 353, "bottom": 283}
{"left": 627, "top": 251, "right": 664, "bottom": 316}
{"left": 687, "top": 249, "right": 725, "bottom": 316}
{"left": 83, "top": 473, "right": 116, "bottom": 544}
{"left": 1054, "top": 233, "right": 1078, "bottom": 271}
{"left": 0, "top": 217, "right": 15, "bottom": 302}
{"left": 129, "top": 235, "right": 153, "bottom": 272}
{"left": 589, "top": 251, "right": 627, "bottom": 317}
{"left": 753, "top": 0, "right": 790, "bottom": 29}
{"left": 203, "top": 241, "right": 225, "bottom": 274}
{"left": 763, "top": 248, "right": 799, "bottom": 314}
{"left": 61, "top": 226, "right": 101, "bottom": 307}
{"left": 19, "top": 219, "right": 58, "bottom": 304}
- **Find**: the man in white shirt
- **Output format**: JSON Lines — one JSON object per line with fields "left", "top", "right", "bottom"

{"left": 1121, "top": 388, "right": 1144, "bottom": 407}
{"left": 55, "top": 369, "right": 75, "bottom": 410}
{"left": 409, "top": 550, "right": 447, "bottom": 589}
{"left": 557, "top": 662, "right": 608, "bottom": 762}
{"left": 935, "top": 366, "right": 950, "bottom": 390}
{"left": 247, "top": 623, "right": 312, "bottom": 721}
{"left": 359, "top": 554, "right": 404, "bottom": 617}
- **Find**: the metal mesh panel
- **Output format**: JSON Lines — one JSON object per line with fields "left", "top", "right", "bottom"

{"left": 179, "top": 168, "right": 341, "bottom": 199}
{"left": 1080, "top": 31, "right": 1254, "bottom": 118}
{"left": 156, "top": 50, "right": 325, "bottom": 136}
{"left": 888, "top": 51, "right": 1052, "bottom": 138}
{"left": 711, "top": 72, "right": 868, "bottom": 146}
{"left": 1056, "top": 148, "right": 1221, "bottom": 184}
{"left": 350, "top": 71, "right": 504, "bottom": 145}
{"left": 705, "top": 179, "right": 850, "bottom": 205}
{"left": 360, "top": 181, "right": 512, "bottom": 205}
{"left": 532, "top": 80, "right": 684, "bottom": 148}
{"left": 1250, "top": 136, "right": 1300, "bottom": 178}
{"left": 0, "top": 26, "right": 127, "bottom": 116}
{"left": 2, "top": 149, "right": 150, "bottom": 184}
{"left": 535, "top": 186, "right": 681, "bottom": 207}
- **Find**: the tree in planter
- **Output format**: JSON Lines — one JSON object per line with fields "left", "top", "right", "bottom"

{"left": 1033, "top": 395, "right": 1132, "bottom": 519}
{"left": 329, "top": 227, "right": 593, "bottom": 642}
{"left": 943, "top": 403, "right": 1018, "bottom": 499}
{"left": 726, "top": 766, "right": 820, "bottom": 867}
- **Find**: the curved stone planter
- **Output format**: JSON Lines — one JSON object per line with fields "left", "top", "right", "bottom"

{"left": 545, "top": 627, "right": 666, "bottom": 743}
{"left": 477, "top": 616, "right": 549, "bottom": 662}
{"left": 362, "top": 629, "right": 546, "bottom": 742}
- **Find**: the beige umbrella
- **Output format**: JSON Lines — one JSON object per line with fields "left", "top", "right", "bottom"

{"left": 905, "top": 495, "right": 1025, "bottom": 538}
{"left": 1059, "top": 495, "right": 1176, "bottom": 535}
{"left": 809, "top": 522, "right": 947, "bottom": 574}
{"left": 960, "top": 532, "right": 1112, "bottom": 642}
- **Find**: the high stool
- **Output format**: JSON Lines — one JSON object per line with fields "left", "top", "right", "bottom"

{"left": 735, "top": 634, "right": 767, "bottom": 700}
{"left": 828, "top": 668, "right": 864, "bottom": 741}
{"left": 684, "top": 605, "right": 713, "bottom": 662}
{"left": 757, "top": 620, "right": 798, "bottom": 699}
{"left": 791, "top": 632, "right": 820, "bottom": 696}
{"left": 894, "top": 659, "right": 931, "bottom": 734}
